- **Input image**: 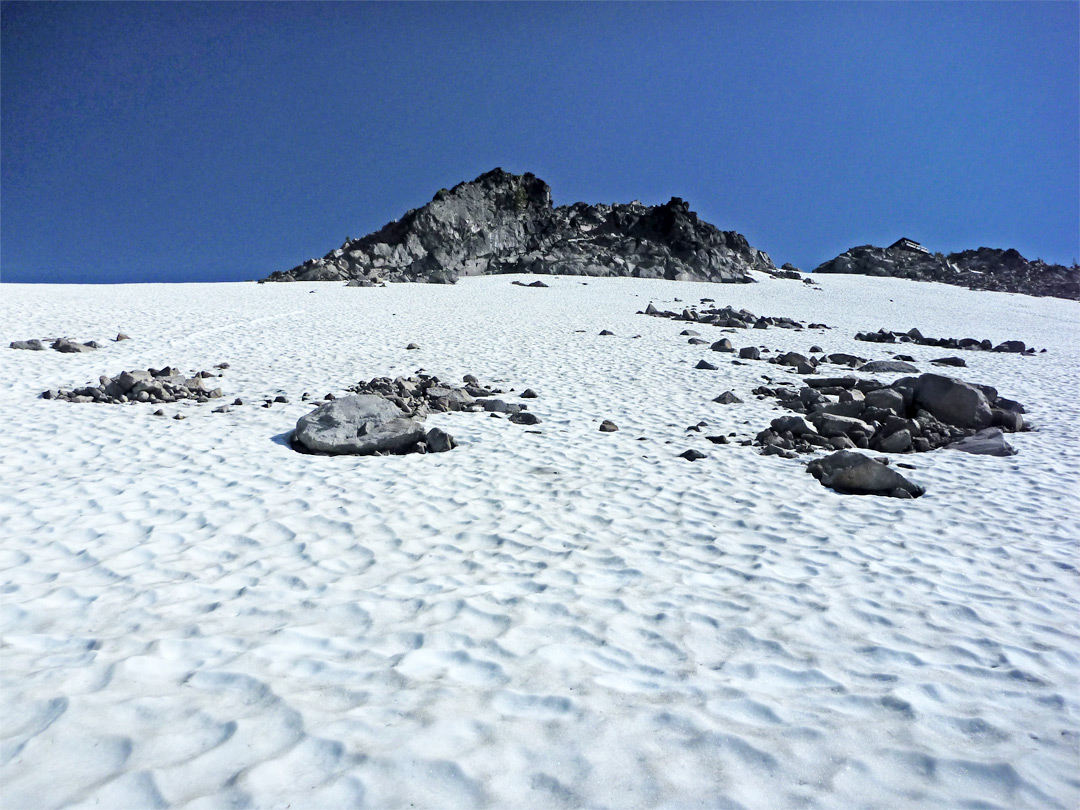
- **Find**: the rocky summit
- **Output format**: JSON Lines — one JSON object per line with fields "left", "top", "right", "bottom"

{"left": 813, "top": 239, "right": 1079, "bottom": 300}
{"left": 264, "top": 168, "right": 775, "bottom": 285}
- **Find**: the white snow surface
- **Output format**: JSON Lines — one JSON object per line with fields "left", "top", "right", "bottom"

{"left": 1, "top": 273, "right": 1078, "bottom": 810}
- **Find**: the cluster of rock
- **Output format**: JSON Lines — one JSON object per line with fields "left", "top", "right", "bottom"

{"left": 10, "top": 336, "right": 125, "bottom": 352}
{"left": 855, "top": 327, "right": 1040, "bottom": 354}
{"left": 642, "top": 301, "right": 819, "bottom": 331}
{"left": 346, "top": 373, "right": 538, "bottom": 422}
{"left": 41, "top": 366, "right": 226, "bottom": 404}
{"left": 292, "top": 373, "right": 542, "bottom": 456}
{"left": 264, "top": 168, "right": 776, "bottom": 285}
{"left": 751, "top": 372, "right": 1025, "bottom": 460}
{"left": 813, "top": 240, "right": 1079, "bottom": 300}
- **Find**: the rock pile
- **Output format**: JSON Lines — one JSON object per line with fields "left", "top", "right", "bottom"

{"left": 752, "top": 372, "right": 1026, "bottom": 457}
{"left": 855, "top": 327, "right": 1041, "bottom": 354}
{"left": 294, "top": 372, "right": 541, "bottom": 456}
{"left": 814, "top": 242, "right": 1079, "bottom": 300}
{"left": 264, "top": 168, "right": 776, "bottom": 285}
{"left": 41, "top": 367, "right": 225, "bottom": 404}
{"left": 11, "top": 337, "right": 100, "bottom": 352}
{"left": 642, "top": 301, "right": 813, "bottom": 330}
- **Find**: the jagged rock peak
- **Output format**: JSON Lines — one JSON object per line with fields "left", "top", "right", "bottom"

{"left": 265, "top": 169, "right": 775, "bottom": 285}
{"left": 813, "top": 239, "right": 1079, "bottom": 300}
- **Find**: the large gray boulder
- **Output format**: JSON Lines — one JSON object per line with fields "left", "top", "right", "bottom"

{"left": 293, "top": 395, "right": 427, "bottom": 455}
{"left": 807, "top": 450, "right": 924, "bottom": 498}
{"left": 911, "top": 373, "right": 993, "bottom": 430}
{"left": 264, "top": 168, "right": 775, "bottom": 285}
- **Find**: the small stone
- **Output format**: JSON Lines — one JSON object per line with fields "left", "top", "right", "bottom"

{"left": 520, "top": 389, "right": 538, "bottom": 399}
{"left": 153, "top": 409, "right": 165, "bottom": 416}
{"left": 739, "top": 347, "right": 761, "bottom": 360}
{"left": 695, "top": 360, "right": 719, "bottom": 370}
{"left": 599, "top": 420, "right": 619, "bottom": 432}
{"left": 232, "top": 398, "right": 243, "bottom": 406}
{"left": 679, "top": 449, "right": 707, "bottom": 461}
{"left": 115, "top": 333, "right": 130, "bottom": 341}
{"left": 713, "top": 391, "right": 743, "bottom": 405}
{"left": 274, "top": 395, "right": 289, "bottom": 403}
{"left": 510, "top": 412, "right": 540, "bottom": 425}
{"left": 215, "top": 362, "right": 230, "bottom": 369}
{"left": 599, "top": 330, "right": 615, "bottom": 336}
{"left": 173, "top": 413, "right": 185, "bottom": 420}
{"left": 406, "top": 343, "right": 420, "bottom": 350}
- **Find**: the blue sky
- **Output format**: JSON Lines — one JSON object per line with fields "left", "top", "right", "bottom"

{"left": 2, "top": 1, "right": 1077, "bottom": 283}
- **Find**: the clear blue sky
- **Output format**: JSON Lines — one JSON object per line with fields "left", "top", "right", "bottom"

{"left": 2, "top": 1, "right": 1077, "bottom": 283}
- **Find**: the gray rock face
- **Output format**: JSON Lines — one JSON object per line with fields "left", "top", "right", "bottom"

{"left": 814, "top": 242, "right": 1079, "bottom": 300}
{"left": 946, "top": 428, "right": 1017, "bottom": 456}
{"left": 51, "top": 338, "right": 96, "bottom": 353}
{"left": 807, "top": 451, "right": 924, "bottom": 498}
{"left": 265, "top": 169, "right": 775, "bottom": 285}
{"left": 293, "top": 395, "right": 427, "bottom": 455}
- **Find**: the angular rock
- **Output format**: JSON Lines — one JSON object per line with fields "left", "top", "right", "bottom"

{"left": 946, "top": 428, "right": 1017, "bottom": 456}
{"left": 738, "top": 347, "right": 760, "bottom": 360}
{"left": 424, "top": 428, "right": 456, "bottom": 452}
{"left": 10, "top": 339, "right": 45, "bottom": 350}
{"left": 599, "top": 420, "right": 619, "bottom": 432}
{"left": 695, "top": 360, "right": 719, "bottom": 370}
{"left": 711, "top": 339, "right": 734, "bottom": 352}
{"left": 931, "top": 356, "right": 967, "bottom": 367}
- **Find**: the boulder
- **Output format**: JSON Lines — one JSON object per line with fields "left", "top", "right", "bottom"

{"left": 912, "top": 373, "right": 993, "bottom": 430}
{"left": 711, "top": 339, "right": 734, "bottom": 352}
{"left": 946, "top": 428, "right": 1017, "bottom": 456}
{"left": 10, "top": 339, "right": 45, "bottom": 350}
{"left": 292, "top": 395, "right": 427, "bottom": 455}
{"left": 695, "top": 360, "right": 719, "bottom": 370}
{"left": 599, "top": 420, "right": 619, "bottom": 432}
{"left": 51, "top": 338, "right": 95, "bottom": 353}
{"left": 807, "top": 450, "right": 924, "bottom": 498}
{"left": 858, "top": 360, "right": 920, "bottom": 373}
{"left": 931, "top": 357, "right": 967, "bottom": 367}
{"left": 738, "top": 347, "right": 760, "bottom": 360}
{"left": 713, "top": 391, "right": 743, "bottom": 405}
{"left": 424, "top": 428, "right": 456, "bottom": 453}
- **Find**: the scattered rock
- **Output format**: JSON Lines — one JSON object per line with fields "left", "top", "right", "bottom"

{"left": 738, "top": 347, "right": 760, "bottom": 360}
{"left": 599, "top": 330, "right": 615, "bottom": 336}
{"left": 711, "top": 339, "right": 734, "bottom": 352}
{"left": 512, "top": 279, "right": 549, "bottom": 288}
{"left": 115, "top": 333, "right": 130, "bottom": 341}
{"left": 43, "top": 366, "right": 225, "bottom": 405}
{"left": 599, "top": 420, "right": 619, "bottom": 432}
{"left": 406, "top": 343, "right": 420, "bottom": 350}
{"left": 679, "top": 449, "right": 707, "bottom": 461}
{"left": 695, "top": 360, "right": 719, "bottom": 370}
{"left": 510, "top": 412, "right": 540, "bottom": 425}
{"left": 520, "top": 388, "right": 538, "bottom": 399}
{"left": 9, "top": 339, "right": 45, "bottom": 350}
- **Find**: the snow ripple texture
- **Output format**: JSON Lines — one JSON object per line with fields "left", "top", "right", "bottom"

{"left": 1, "top": 273, "right": 1078, "bottom": 809}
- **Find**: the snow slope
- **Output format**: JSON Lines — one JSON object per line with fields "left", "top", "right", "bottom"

{"left": 1, "top": 272, "right": 1078, "bottom": 809}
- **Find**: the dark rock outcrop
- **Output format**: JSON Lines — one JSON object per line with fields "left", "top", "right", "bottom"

{"left": 41, "top": 366, "right": 225, "bottom": 404}
{"left": 814, "top": 241, "right": 1079, "bottom": 300}
{"left": 266, "top": 169, "right": 775, "bottom": 285}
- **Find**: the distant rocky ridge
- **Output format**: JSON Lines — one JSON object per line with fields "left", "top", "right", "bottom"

{"left": 813, "top": 239, "right": 1079, "bottom": 300}
{"left": 264, "top": 168, "right": 776, "bottom": 285}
